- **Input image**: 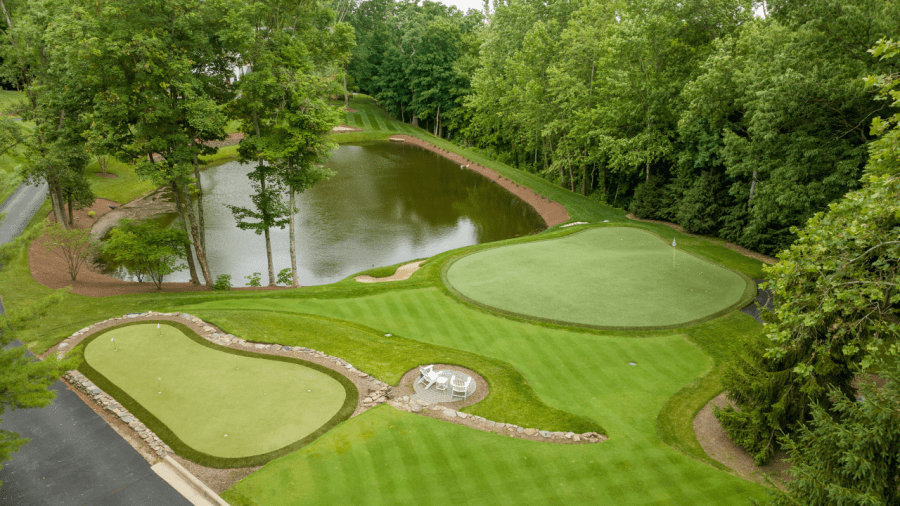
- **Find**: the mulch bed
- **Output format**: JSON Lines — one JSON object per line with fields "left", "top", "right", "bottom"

{"left": 694, "top": 393, "right": 790, "bottom": 485}
{"left": 388, "top": 135, "right": 570, "bottom": 228}
{"left": 28, "top": 200, "right": 209, "bottom": 297}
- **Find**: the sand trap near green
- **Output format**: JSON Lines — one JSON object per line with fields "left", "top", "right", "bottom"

{"left": 83, "top": 323, "right": 350, "bottom": 460}
{"left": 446, "top": 227, "right": 755, "bottom": 328}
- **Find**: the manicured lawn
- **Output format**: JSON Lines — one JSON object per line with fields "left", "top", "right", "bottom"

{"left": 224, "top": 407, "right": 765, "bottom": 506}
{"left": 0, "top": 93, "right": 779, "bottom": 504}
{"left": 82, "top": 322, "right": 350, "bottom": 460}
{"left": 445, "top": 227, "right": 756, "bottom": 328}
{"left": 184, "top": 287, "right": 768, "bottom": 504}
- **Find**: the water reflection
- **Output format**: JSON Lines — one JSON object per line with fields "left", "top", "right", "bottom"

{"left": 112, "top": 142, "right": 545, "bottom": 286}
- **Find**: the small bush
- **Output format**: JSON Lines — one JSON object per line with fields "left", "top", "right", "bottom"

{"left": 87, "top": 211, "right": 96, "bottom": 218}
{"left": 213, "top": 274, "right": 232, "bottom": 291}
{"left": 245, "top": 272, "right": 262, "bottom": 287}
{"left": 277, "top": 268, "right": 293, "bottom": 285}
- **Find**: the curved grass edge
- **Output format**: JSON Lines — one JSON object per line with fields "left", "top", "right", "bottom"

{"left": 441, "top": 225, "right": 758, "bottom": 332}
{"left": 193, "top": 308, "right": 605, "bottom": 436}
{"left": 73, "top": 319, "right": 358, "bottom": 469}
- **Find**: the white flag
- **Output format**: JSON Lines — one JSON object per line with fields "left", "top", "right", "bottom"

{"left": 672, "top": 238, "right": 677, "bottom": 248}
{"left": 157, "top": 323, "right": 160, "bottom": 329}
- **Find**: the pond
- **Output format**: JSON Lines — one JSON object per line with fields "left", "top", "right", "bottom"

{"left": 109, "top": 141, "right": 546, "bottom": 286}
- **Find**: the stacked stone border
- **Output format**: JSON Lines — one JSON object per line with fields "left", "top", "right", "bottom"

{"left": 388, "top": 135, "right": 570, "bottom": 228}
{"left": 65, "top": 369, "right": 174, "bottom": 459}
{"left": 388, "top": 394, "right": 606, "bottom": 444}
{"left": 52, "top": 311, "right": 606, "bottom": 455}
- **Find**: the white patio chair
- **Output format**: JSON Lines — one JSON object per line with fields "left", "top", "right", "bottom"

{"left": 416, "top": 366, "right": 441, "bottom": 389}
{"left": 450, "top": 375, "right": 472, "bottom": 400}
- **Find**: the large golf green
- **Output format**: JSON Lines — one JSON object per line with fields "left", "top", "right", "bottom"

{"left": 83, "top": 323, "right": 351, "bottom": 459}
{"left": 445, "top": 227, "right": 755, "bottom": 328}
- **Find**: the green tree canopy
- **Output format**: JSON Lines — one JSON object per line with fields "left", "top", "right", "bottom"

{"left": 716, "top": 39, "right": 900, "bottom": 465}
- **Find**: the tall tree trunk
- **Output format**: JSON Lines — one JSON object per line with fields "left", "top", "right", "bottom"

{"left": 582, "top": 165, "right": 587, "bottom": 196}
{"left": 343, "top": 65, "right": 349, "bottom": 109}
{"left": 252, "top": 109, "right": 276, "bottom": 286}
{"left": 261, "top": 174, "right": 275, "bottom": 286}
{"left": 568, "top": 159, "right": 575, "bottom": 192}
{"left": 289, "top": 184, "right": 299, "bottom": 288}
{"left": 170, "top": 182, "right": 200, "bottom": 285}
{"left": 67, "top": 196, "right": 73, "bottom": 227}
{"left": 542, "top": 139, "right": 549, "bottom": 172}
{"left": 54, "top": 186, "right": 67, "bottom": 228}
{"left": 180, "top": 183, "right": 213, "bottom": 287}
{"left": 192, "top": 155, "right": 206, "bottom": 251}
{"left": 601, "top": 166, "right": 606, "bottom": 196}
{"left": 748, "top": 169, "right": 758, "bottom": 208}
{"left": 646, "top": 159, "right": 650, "bottom": 182}
{"left": 48, "top": 182, "right": 67, "bottom": 228}
{"left": 433, "top": 106, "right": 440, "bottom": 137}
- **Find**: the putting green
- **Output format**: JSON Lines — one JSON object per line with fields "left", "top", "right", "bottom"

{"left": 83, "top": 323, "right": 351, "bottom": 460}
{"left": 445, "top": 227, "right": 755, "bottom": 328}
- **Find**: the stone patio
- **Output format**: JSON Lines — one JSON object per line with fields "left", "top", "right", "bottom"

{"left": 412, "top": 368, "right": 477, "bottom": 404}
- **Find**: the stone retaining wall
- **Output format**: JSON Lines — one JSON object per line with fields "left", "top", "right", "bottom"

{"left": 65, "top": 369, "right": 173, "bottom": 458}
{"left": 389, "top": 395, "right": 606, "bottom": 444}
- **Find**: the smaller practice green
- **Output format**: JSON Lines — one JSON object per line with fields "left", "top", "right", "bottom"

{"left": 82, "top": 322, "right": 353, "bottom": 463}
{"left": 446, "top": 227, "right": 756, "bottom": 329}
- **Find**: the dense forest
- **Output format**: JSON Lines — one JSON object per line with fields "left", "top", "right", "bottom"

{"left": 347, "top": 0, "right": 899, "bottom": 255}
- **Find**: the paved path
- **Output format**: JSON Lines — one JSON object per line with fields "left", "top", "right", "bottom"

{"left": 0, "top": 181, "right": 47, "bottom": 245}
{"left": 0, "top": 373, "right": 192, "bottom": 505}
{"left": 739, "top": 279, "right": 773, "bottom": 323}
{"left": 0, "top": 182, "right": 192, "bottom": 505}
{"left": 0, "top": 181, "right": 47, "bottom": 315}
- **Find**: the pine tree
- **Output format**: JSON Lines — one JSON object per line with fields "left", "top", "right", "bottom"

{"left": 770, "top": 361, "right": 900, "bottom": 506}
{"left": 716, "top": 39, "right": 900, "bottom": 465}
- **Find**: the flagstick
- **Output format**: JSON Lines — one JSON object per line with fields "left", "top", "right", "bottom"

{"left": 672, "top": 238, "right": 677, "bottom": 268}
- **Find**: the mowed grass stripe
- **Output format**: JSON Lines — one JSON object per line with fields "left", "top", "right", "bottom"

{"left": 209, "top": 314, "right": 763, "bottom": 506}
{"left": 365, "top": 109, "right": 383, "bottom": 131}
{"left": 197, "top": 289, "right": 708, "bottom": 435}
{"left": 381, "top": 117, "right": 398, "bottom": 132}
{"left": 350, "top": 112, "right": 365, "bottom": 128}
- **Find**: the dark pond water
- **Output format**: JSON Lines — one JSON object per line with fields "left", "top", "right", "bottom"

{"left": 109, "top": 141, "right": 545, "bottom": 286}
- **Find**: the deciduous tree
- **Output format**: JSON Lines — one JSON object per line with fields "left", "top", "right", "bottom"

{"left": 716, "top": 41, "right": 900, "bottom": 464}
{"left": 42, "top": 223, "right": 93, "bottom": 281}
